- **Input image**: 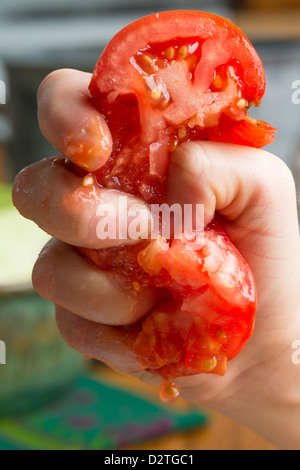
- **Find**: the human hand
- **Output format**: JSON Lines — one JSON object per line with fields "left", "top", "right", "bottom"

{"left": 12, "top": 69, "right": 300, "bottom": 449}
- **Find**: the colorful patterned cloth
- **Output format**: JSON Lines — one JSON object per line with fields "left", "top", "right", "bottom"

{"left": 0, "top": 374, "right": 206, "bottom": 450}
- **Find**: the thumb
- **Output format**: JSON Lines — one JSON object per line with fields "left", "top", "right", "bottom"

{"left": 167, "top": 141, "right": 297, "bottom": 242}
{"left": 167, "top": 141, "right": 300, "bottom": 319}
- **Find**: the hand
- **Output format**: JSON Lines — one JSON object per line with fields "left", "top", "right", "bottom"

{"left": 12, "top": 69, "right": 300, "bottom": 449}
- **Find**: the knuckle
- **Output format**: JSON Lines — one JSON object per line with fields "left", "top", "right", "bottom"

{"left": 255, "top": 152, "right": 296, "bottom": 202}
{"left": 37, "top": 68, "right": 72, "bottom": 103}
{"left": 37, "top": 70, "right": 60, "bottom": 102}
{"left": 270, "top": 154, "right": 294, "bottom": 183}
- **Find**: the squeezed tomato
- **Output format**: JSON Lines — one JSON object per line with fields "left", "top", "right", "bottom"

{"left": 71, "top": 11, "right": 276, "bottom": 396}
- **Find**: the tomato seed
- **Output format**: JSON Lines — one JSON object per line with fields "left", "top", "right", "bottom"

{"left": 132, "top": 281, "right": 141, "bottom": 291}
{"left": 143, "top": 54, "right": 153, "bottom": 65}
{"left": 237, "top": 98, "right": 247, "bottom": 109}
{"left": 178, "top": 128, "right": 187, "bottom": 140}
{"left": 82, "top": 174, "right": 94, "bottom": 187}
{"left": 165, "top": 47, "right": 175, "bottom": 60}
{"left": 150, "top": 88, "right": 163, "bottom": 101}
{"left": 216, "top": 329, "right": 227, "bottom": 340}
{"left": 179, "top": 46, "right": 188, "bottom": 58}
{"left": 203, "top": 358, "right": 218, "bottom": 371}
{"left": 212, "top": 75, "right": 223, "bottom": 89}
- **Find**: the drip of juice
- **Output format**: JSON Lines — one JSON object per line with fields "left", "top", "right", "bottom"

{"left": 159, "top": 380, "right": 180, "bottom": 404}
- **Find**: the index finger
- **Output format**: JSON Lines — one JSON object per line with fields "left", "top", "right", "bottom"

{"left": 37, "top": 68, "right": 112, "bottom": 172}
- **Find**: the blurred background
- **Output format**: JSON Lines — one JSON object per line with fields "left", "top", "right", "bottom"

{"left": 0, "top": 0, "right": 299, "bottom": 450}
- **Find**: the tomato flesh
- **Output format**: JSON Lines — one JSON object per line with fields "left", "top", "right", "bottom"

{"left": 71, "top": 11, "right": 276, "bottom": 385}
{"left": 89, "top": 27, "right": 275, "bottom": 201}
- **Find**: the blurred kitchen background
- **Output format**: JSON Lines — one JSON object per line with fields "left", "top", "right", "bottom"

{"left": 0, "top": 0, "right": 299, "bottom": 450}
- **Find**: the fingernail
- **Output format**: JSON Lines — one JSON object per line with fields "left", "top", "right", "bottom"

{"left": 63, "top": 115, "right": 112, "bottom": 172}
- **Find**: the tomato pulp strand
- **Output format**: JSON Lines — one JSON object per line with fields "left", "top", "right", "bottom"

{"left": 69, "top": 11, "right": 275, "bottom": 396}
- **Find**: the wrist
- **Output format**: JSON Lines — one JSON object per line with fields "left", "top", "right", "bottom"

{"left": 220, "top": 331, "right": 300, "bottom": 450}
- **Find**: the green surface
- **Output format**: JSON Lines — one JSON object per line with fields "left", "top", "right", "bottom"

{"left": 0, "top": 183, "right": 50, "bottom": 289}
{"left": 0, "top": 292, "right": 84, "bottom": 416}
{"left": 0, "top": 184, "right": 13, "bottom": 210}
{"left": 0, "top": 374, "right": 207, "bottom": 450}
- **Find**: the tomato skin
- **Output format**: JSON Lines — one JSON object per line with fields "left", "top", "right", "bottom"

{"left": 90, "top": 11, "right": 266, "bottom": 106}
{"left": 72, "top": 11, "right": 275, "bottom": 382}
{"left": 205, "top": 115, "right": 277, "bottom": 148}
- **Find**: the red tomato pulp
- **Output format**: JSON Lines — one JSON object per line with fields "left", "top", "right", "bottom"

{"left": 71, "top": 11, "right": 276, "bottom": 401}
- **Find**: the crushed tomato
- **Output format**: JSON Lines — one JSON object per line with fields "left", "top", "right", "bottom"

{"left": 72, "top": 11, "right": 276, "bottom": 399}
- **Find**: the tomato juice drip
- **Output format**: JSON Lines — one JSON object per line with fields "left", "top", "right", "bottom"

{"left": 159, "top": 380, "right": 181, "bottom": 404}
